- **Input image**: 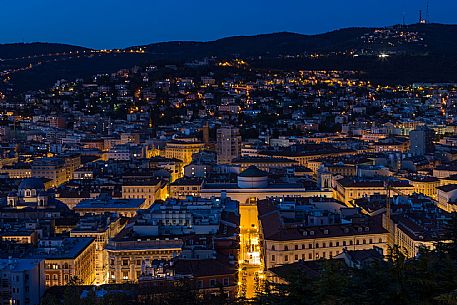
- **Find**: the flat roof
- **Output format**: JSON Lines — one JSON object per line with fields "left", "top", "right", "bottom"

{"left": 75, "top": 198, "right": 145, "bottom": 210}
{"left": 0, "top": 258, "right": 43, "bottom": 271}
{"left": 30, "top": 237, "right": 94, "bottom": 260}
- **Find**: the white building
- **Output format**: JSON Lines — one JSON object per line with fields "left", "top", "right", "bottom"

{"left": 200, "top": 166, "right": 333, "bottom": 204}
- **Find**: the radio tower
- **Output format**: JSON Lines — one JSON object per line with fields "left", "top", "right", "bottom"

{"left": 426, "top": 0, "right": 430, "bottom": 23}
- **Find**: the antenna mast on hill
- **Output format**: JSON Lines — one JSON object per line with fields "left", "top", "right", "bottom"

{"left": 426, "top": 0, "right": 430, "bottom": 23}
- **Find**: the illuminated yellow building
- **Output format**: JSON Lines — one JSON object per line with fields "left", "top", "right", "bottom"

{"left": 34, "top": 238, "right": 96, "bottom": 287}
{"left": 147, "top": 156, "right": 184, "bottom": 182}
{"left": 0, "top": 163, "right": 32, "bottom": 179}
{"left": 405, "top": 176, "right": 440, "bottom": 199}
{"left": 106, "top": 238, "right": 182, "bottom": 283}
{"left": 437, "top": 184, "right": 457, "bottom": 212}
{"left": 164, "top": 141, "right": 205, "bottom": 166}
{"left": 334, "top": 178, "right": 414, "bottom": 205}
{"left": 261, "top": 223, "right": 387, "bottom": 270}
{"left": 231, "top": 156, "right": 298, "bottom": 172}
{"left": 122, "top": 179, "right": 168, "bottom": 208}
{"left": 70, "top": 214, "right": 126, "bottom": 285}
{"left": 170, "top": 178, "right": 204, "bottom": 199}
{"left": 28, "top": 154, "right": 80, "bottom": 185}
{"left": 62, "top": 153, "right": 81, "bottom": 181}
{"left": 260, "top": 149, "right": 356, "bottom": 167}
{"left": 325, "top": 164, "right": 356, "bottom": 177}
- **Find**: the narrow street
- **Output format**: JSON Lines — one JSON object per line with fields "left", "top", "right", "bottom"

{"left": 238, "top": 201, "right": 264, "bottom": 299}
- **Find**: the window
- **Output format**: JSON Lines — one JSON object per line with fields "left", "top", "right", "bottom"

{"left": 122, "top": 259, "right": 129, "bottom": 266}
{"left": 363, "top": 239, "right": 366, "bottom": 244}
{"left": 350, "top": 240, "right": 353, "bottom": 245}
{"left": 271, "top": 245, "right": 275, "bottom": 251}
{"left": 223, "top": 278, "right": 229, "bottom": 286}
{"left": 210, "top": 279, "right": 216, "bottom": 287}
{"left": 122, "top": 272, "right": 129, "bottom": 280}
{"left": 295, "top": 255, "right": 299, "bottom": 261}
{"left": 284, "top": 245, "right": 289, "bottom": 251}
{"left": 322, "top": 243, "right": 326, "bottom": 248}
{"left": 336, "top": 242, "right": 339, "bottom": 247}
{"left": 308, "top": 243, "right": 313, "bottom": 249}
{"left": 271, "top": 255, "right": 275, "bottom": 261}
{"left": 329, "top": 242, "right": 333, "bottom": 247}
{"left": 379, "top": 238, "right": 383, "bottom": 243}
{"left": 308, "top": 253, "right": 312, "bottom": 260}
{"left": 284, "top": 255, "right": 289, "bottom": 262}
{"left": 315, "top": 243, "right": 319, "bottom": 248}
{"left": 295, "top": 245, "right": 299, "bottom": 250}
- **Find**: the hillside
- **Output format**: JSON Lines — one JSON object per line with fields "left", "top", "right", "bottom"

{"left": 0, "top": 42, "right": 90, "bottom": 60}
{"left": 4, "top": 23, "right": 457, "bottom": 92}
{"left": 135, "top": 24, "right": 457, "bottom": 57}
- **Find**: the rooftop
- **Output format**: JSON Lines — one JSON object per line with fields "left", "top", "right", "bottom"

{"left": 0, "top": 258, "right": 43, "bottom": 272}
{"left": 30, "top": 237, "right": 94, "bottom": 260}
{"left": 75, "top": 197, "right": 145, "bottom": 210}
{"left": 239, "top": 166, "right": 268, "bottom": 178}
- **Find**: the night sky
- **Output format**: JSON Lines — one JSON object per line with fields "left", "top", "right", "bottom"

{"left": 1, "top": 0, "right": 457, "bottom": 49}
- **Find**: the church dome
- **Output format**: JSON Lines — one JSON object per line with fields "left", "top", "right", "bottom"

{"left": 18, "top": 178, "right": 45, "bottom": 191}
{"left": 239, "top": 166, "right": 268, "bottom": 178}
{"left": 238, "top": 166, "right": 269, "bottom": 189}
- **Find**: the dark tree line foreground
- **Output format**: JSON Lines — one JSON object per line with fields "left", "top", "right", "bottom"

{"left": 42, "top": 214, "right": 457, "bottom": 305}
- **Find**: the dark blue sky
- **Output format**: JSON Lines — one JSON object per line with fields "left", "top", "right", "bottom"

{"left": 1, "top": 0, "right": 456, "bottom": 49}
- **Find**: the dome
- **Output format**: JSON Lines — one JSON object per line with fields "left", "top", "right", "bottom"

{"left": 239, "top": 166, "right": 268, "bottom": 178}
{"left": 18, "top": 178, "right": 45, "bottom": 191}
{"left": 238, "top": 166, "right": 269, "bottom": 189}
{"left": 37, "top": 190, "right": 49, "bottom": 197}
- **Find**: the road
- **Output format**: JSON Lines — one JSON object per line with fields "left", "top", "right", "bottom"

{"left": 238, "top": 202, "right": 264, "bottom": 299}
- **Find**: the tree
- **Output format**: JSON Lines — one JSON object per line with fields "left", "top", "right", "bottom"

{"left": 40, "top": 293, "right": 60, "bottom": 305}
{"left": 63, "top": 276, "right": 83, "bottom": 305}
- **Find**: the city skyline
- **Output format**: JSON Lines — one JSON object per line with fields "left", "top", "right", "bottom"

{"left": 4, "top": 2, "right": 457, "bottom": 305}
{"left": 1, "top": 0, "right": 457, "bottom": 49}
